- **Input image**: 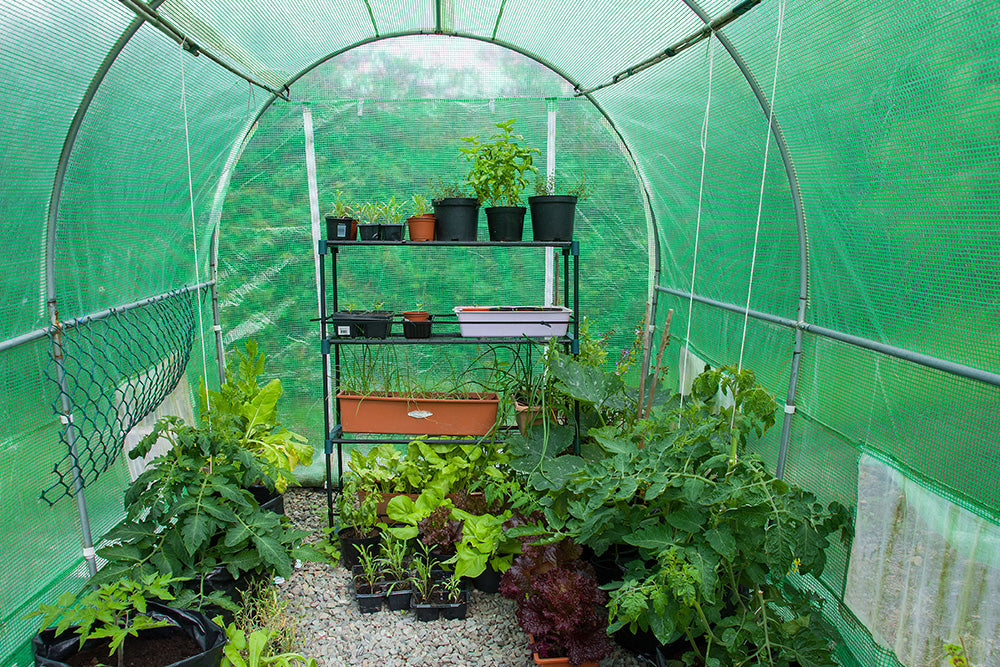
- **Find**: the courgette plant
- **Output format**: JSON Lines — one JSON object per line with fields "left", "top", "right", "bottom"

{"left": 91, "top": 418, "right": 311, "bottom": 611}
{"left": 535, "top": 366, "right": 853, "bottom": 666}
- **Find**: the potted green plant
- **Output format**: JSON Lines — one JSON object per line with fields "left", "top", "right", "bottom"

{"left": 378, "top": 534, "right": 413, "bottom": 611}
{"left": 403, "top": 302, "right": 432, "bottom": 339}
{"left": 199, "top": 339, "right": 311, "bottom": 496}
{"left": 90, "top": 418, "right": 310, "bottom": 615}
{"left": 355, "top": 202, "right": 380, "bottom": 240}
{"left": 28, "top": 574, "right": 227, "bottom": 667}
{"left": 406, "top": 194, "right": 436, "bottom": 241}
{"left": 351, "top": 544, "right": 385, "bottom": 614}
{"left": 325, "top": 190, "right": 357, "bottom": 241}
{"left": 338, "top": 478, "right": 381, "bottom": 570}
{"left": 329, "top": 301, "right": 394, "bottom": 339}
{"left": 430, "top": 178, "right": 479, "bottom": 241}
{"left": 379, "top": 196, "right": 406, "bottom": 241}
{"left": 408, "top": 543, "right": 442, "bottom": 622}
{"left": 460, "top": 118, "right": 539, "bottom": 241}
{"left": 528, "top": 174, "right": 588, "bottom": 242}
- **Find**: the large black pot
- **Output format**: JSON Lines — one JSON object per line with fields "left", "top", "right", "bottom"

{"left": 472, "top": 562, "right": 501, "bottom": 593}
{"left": 328, "top": 310, "right": 393, "bottom": 339}
{"left": 485, "top": 206, "right": 525, "bottom": 241}
{"left": 339, "top": 528, "right": 381, "bottom": 570}
{"left": 248, "top": 485, "right": 285, "bottom": 515}
{"left": 32, "top": 602, "right": 226, "bottom": 667}
{"left": 528, "top": 195, "right": 577, "bottom": 241}
{"left": 432, "top": 198, "right": 479, "bottom": 241}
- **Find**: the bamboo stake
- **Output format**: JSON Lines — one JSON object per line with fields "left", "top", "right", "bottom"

{"left": 645, "top": 308, "right": 674, "bottom": 417}
{"left": 636, "top": 301, "right": 653, "bottom": 421}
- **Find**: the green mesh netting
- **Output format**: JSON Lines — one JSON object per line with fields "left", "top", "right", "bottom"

{"left": 42, "top": 292, "right": 196, "bottom": 504}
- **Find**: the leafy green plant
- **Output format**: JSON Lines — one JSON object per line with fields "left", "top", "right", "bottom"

{"left": 450, "top": 507, "right": 513, "bottom": 578}
{"left": 356, "top": 202, "right": 379, "bottom": 224}
{"left": 91, "top": 418, "right": 310, "bottom": 611}
{"left": 379, "top": 196, "right": 406, "bottom": 225}
{"left": 217, "top": 579, "right": 317, "bottom": 667}
{"left": 945, "top": 639, "right": 971, "bottom": 667}
{"left": 430, "top": 177, "right": 469, "bottom": 200}
{"left": 441, "top": 573, "right": 464, "bottom": 604}
{"left": 539, "top": 366, "right": 852, "bottom": 666}
{"left": 318, "top": 526, "right": 341, "bottom": 566}
{"left": 27, "top": 574, "right": 182, "bottom": 667}
{"left": 460, "top": 118, "right": 539, "bottom": 207}
{"left": 327, "top": 190, "right": 353, "bottom": 218}
{"left": 200, "top": 339, "right": 311, "bottom": 493}
{"left": 353, "top": 543, "right": 383, "bottom": 592}
{"left": 338, "top": 477, "right": 380, "bottom": 538}
{"left": 409, "top": 194, "right": 432, "bottom": 216}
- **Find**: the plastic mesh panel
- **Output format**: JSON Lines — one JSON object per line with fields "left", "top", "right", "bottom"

{"left": 41, "top": 291, "right": 196, "bottom": 504}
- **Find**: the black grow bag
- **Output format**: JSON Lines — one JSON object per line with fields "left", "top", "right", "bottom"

{"left": 32, "top": 602, "right": 226, "bottom": 667}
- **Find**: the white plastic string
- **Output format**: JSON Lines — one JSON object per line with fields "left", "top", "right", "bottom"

{"left": 732, "top": 0, "right": 785, "bottom": 431}
{"left": 180, "top": 42, "right": 212, "bottom": 424}
{"left": 679, "top": 34, "right": 716, "bottom": 414}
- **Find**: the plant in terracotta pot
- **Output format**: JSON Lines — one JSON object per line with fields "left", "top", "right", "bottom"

{"left": 325, "top": 190, "right": 357, "bottom": 240}
{"left": 460, "top": 118, "right": 539, "bottom": 241}
{"left": 403, "top": 302, "right": 432, "bottom": 339}
{"left": 431, "top": 178, "right": 479, "bottom": 241}
{"left": 338, "top": 478, "right": 381, "bottom": 570}
{"left": 529, "top": 174, "right": 589, "bottom": 242}
{"left": 406, "top": 194, "right": 436, "bottom": 241}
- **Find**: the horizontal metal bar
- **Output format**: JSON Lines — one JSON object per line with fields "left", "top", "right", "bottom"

{"left": 575, "top": 0, "right": 762, "bottom": 97}
{"left": 657, "top": 286, "right": 1000, "bottom": 388}
{"left": 0, "top": 282, "right": 214, "bottom": 353}
{"left": 116, "top": 0, "right": 290, "bottom": 101}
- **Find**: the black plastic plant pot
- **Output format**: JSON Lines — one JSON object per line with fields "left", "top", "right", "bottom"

{"left": 386, "top": 585, "right": 413, "bottom": 611}
{"left": 32, "top": 602, "right": 226, "bottom": 667}
{"left": 410, "top": 596, "right": 440, "bottom": 622}
{"left": 403, "top": 317, "right": 432, "bottom": 339}
{"left": 339, "top": 529, "right": 381, "bottom": 570}
{"left": 472, "top": 563, "right": 501, "bottom": 593}
{"left": 357, "top": 223, "right": 380, "bottom": 240}
{"left": 432, "top": 198, "right": 479, "bottom": 241}
{"left": 439, "top": 589, "right": 469, "bottom": 620}
{"left": 380, "top": 223, "right": 404, "bottom": 241}
{"left": 485, "top": 206, "right": 525, "bottom": 241}
{"left": 528, "top": 195, "right": 576, "bottom": 241}
{"left": 247, "top": 485, "right": 285, "bottom": 515}
{"left": 325, "top": 215, "right": 357, "bottom": 241}
{"left": 356, "top": 589, "right": 384, "bottom": 614}
{"left": 329, "top": 311, "right": 393, "bottom": 339}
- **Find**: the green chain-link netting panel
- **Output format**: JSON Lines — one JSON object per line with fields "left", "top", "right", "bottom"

{"left": 41, "top": 292, "right": 196, "bottom": 504}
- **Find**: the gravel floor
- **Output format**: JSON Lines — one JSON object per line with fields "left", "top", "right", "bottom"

{"left": 278, "top": 487, "right": 646, "bottom": 667}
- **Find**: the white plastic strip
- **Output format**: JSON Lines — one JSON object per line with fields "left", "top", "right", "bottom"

{"left": 544, "top": 98, "right": 557, "bottom": 307}
{"left": 679, "top": 36, "right": 715, "bottom": 413}
{"left": 179, "top": 43, "right": 211, "bottom": 421}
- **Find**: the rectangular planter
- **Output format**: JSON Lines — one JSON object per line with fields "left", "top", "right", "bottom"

{"left": 337, "top": 391, "right": 499, "bottom": 436}
{"left": 454, "top": 306, "right": 571, "bottom": 338}
{"left": 328, "top": 311, "right": 393, "bottom": 339}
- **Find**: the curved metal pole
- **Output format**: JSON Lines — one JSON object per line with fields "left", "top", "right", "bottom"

{"left": 680, "top": 0, "right": 808, "bottom": 478}
{"left": 44, "top": 0, "right": 169, "bottom": 579}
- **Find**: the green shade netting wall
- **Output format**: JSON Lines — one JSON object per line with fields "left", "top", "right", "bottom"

{"left": 1, "top": 0, "right": 998, "bottom": 665}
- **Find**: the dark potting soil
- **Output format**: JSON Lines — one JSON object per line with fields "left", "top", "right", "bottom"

{"left": 63, "top": 630, "right": 202, "bottom": 667}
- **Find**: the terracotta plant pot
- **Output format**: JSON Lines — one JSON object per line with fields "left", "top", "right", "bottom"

{"left": 406, "top": 214, "right": 436, "bottom": 241}
{"left": 514, "top": 401, "right": 546, "bottom": 435}
{"left": 528, "top": 635, "right": 598, "bottom": 667}
{"left": 403, "top": 310, "right": 432, "bottom": 339}
{"left": 337, "top": 391, "right": 500, "bottom": 436}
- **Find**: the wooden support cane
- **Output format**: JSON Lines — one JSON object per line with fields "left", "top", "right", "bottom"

{"left": 644, "top": 309, "right": 674, "bottom": 418}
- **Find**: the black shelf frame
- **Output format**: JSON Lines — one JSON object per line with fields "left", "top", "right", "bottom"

{"left": 317, "top": 239, "right": 581, "bottom": 526}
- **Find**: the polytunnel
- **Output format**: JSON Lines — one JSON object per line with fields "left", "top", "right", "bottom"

{"left": 1, "top": 0, "right": 997, "bottom": 664}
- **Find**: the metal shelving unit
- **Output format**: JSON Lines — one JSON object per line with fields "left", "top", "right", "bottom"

{"left": 317, "top": 238, "right": 581, "bottom": 525}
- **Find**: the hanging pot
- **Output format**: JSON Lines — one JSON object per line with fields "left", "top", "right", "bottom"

{"left": 432, "top": 198, "right": 479, "bottom": 241}
{"left": 528, "top": 195, "right": 576, "bottom": 241}
{"left": 406, "top": 214, "right": 436, "bottom": 241}
{"left": 325, "top": 216, "right": 358, "bottom": 241}
{"left": 485, "top": 206, "right": 525, "bottom": 241}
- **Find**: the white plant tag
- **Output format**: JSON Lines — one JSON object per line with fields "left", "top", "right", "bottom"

{"left": 408, "top": 410, "right": 433, "bottom": 419}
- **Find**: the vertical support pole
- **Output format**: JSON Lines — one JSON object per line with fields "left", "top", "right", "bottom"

{"left": 319, "top": 248, "right": 333, "bottom": 527}
{"left": 208, "top": 227, "right": 225, "bottom": 386}
{"left": 48, "top": 301, "right": 98, "bottom": 578}
{"left": 544, "top": 98, "right": 557, "bottom": 306}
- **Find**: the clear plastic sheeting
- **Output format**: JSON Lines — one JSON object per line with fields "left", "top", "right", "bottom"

{"left": 846, "top": 453, "right": 1000, "bottom": 667}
